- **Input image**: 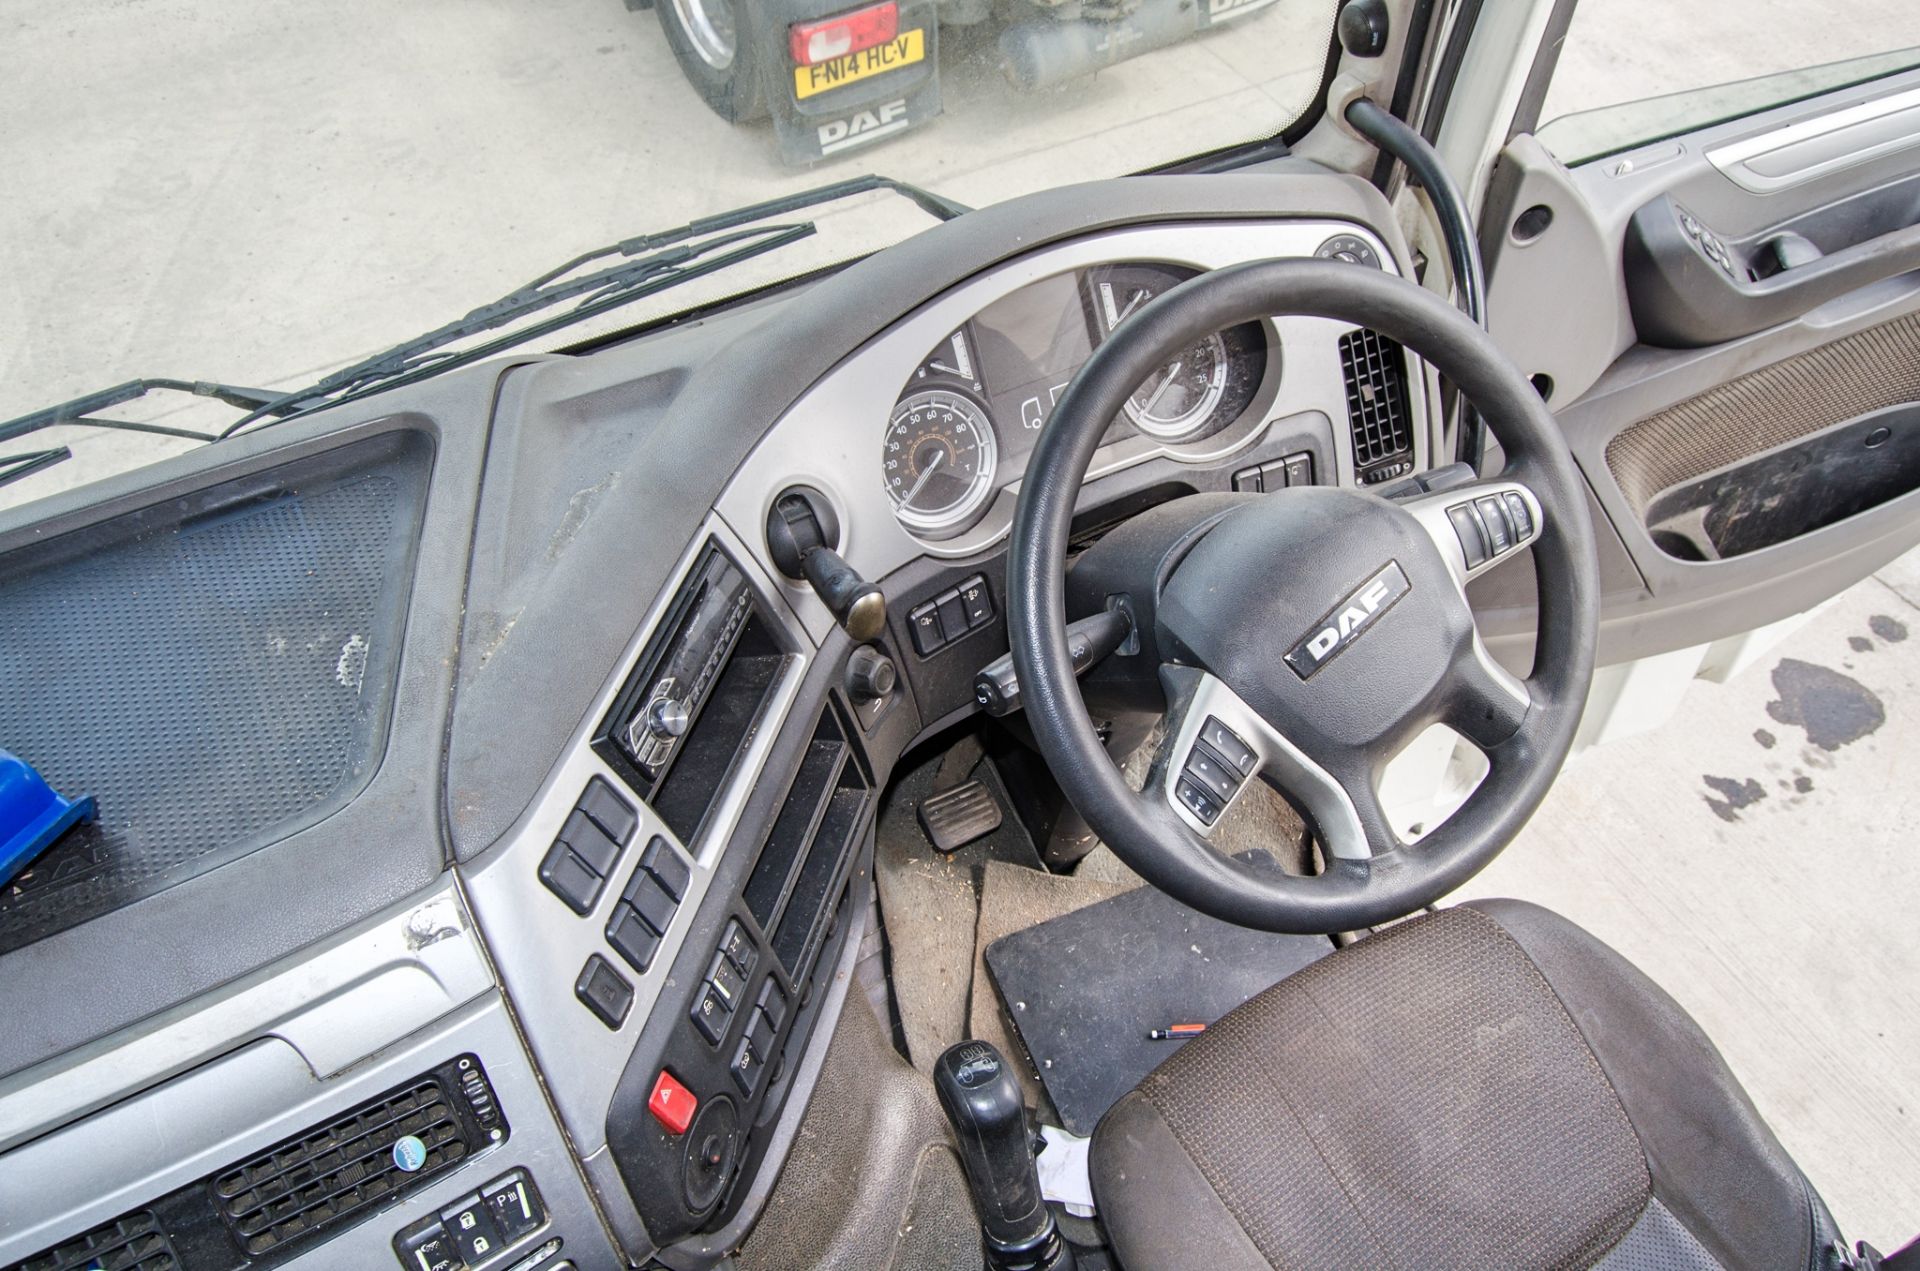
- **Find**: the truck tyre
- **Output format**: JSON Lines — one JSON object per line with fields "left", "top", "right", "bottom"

{"left": 657, "top": 0, "right": 768, "bottom": 123}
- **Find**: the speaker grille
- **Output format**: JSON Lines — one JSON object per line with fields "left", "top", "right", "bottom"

{"left": 214, "top": 1078, "right": 468, "bottom": 1257}
{"left": 1339, "top": 327, "right": 1413, "bottom": 470}
{"left": 5, "top": 1210, "right": 177, "bottom": 1271}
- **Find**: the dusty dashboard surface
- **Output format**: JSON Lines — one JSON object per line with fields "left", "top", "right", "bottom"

{"left": 0, "top": 170, "right": 1435, "bottom": 1271}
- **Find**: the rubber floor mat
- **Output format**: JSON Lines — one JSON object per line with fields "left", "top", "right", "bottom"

{"left": 985, "top": 852, "right": 1334, "bottom": 1135}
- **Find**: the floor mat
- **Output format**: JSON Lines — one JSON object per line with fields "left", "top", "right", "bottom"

{"left": 739, "top": 993, "right": 981, "bottom": 1271}
{"left": 969, "top": 861, "right": 1137, "bottom": 1120}
{"left": 875, "top": 747, "right": 1041, "bottom": 1073}
{"left": 985, "top": 853, "right": 1335, "bottom": 1135}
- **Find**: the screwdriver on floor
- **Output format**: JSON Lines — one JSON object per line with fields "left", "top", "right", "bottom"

{"left": 1148, "top": 1023, "right": 1207, "bottom": 1041}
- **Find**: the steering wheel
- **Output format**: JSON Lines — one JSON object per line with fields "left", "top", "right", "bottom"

{"left": 1007, "top": 259, "right": 1599, "bottom": 934}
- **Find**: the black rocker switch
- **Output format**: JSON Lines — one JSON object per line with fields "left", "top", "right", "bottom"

{"left": 934, "top": 1041, "right": 1075, "bottom": 1271}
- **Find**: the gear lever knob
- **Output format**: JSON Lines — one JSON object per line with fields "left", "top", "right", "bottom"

{"left": 933, "top": 1041, "right": 1073, "bottom": 1271}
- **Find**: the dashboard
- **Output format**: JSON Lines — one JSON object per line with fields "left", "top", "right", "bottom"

{"left": 0, "top": 172, "right": 1437, "bottom": 1271}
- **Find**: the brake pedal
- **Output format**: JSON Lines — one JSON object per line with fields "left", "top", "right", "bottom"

{"left": 918, "top": 780, "right": 1003, "bottom": 854}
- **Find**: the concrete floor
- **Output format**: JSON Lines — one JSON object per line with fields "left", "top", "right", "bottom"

{"left": 5, "top": 0, "right": 1918, "bottom": 1255}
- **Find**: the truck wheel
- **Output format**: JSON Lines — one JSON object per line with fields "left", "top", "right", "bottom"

{"left": 657, "top": 0, "right": 767, "bottom": 123}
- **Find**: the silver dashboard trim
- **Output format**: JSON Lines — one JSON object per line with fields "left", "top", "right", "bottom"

{"left": 1708, "top": 82, "right": 1920, "bottom": 194}
{"left": 461, "top": 515, "right": 813, "bottom": 1160}
{"left": 0, "top": 885, "right": 493, "bottom": 1155}
{"left": 712, "top": 220, "right": 1427, "bottom": 645}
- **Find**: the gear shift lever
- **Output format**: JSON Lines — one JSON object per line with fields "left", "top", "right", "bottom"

{"left": 933, "top": 1041, "right": 1074, "bottom": 1271}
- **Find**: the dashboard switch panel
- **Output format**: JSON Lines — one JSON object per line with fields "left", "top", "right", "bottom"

{"left": 394, "top": 1169, "right": 548, "bottom": 1271}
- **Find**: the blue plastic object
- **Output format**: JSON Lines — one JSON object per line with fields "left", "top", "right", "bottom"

{"left": 0, "top": 749, "right": 96, "bottom": 888}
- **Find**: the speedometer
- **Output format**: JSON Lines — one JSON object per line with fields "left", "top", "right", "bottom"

{"left": 883, "top": 390, "right": 999, "bottom": 537}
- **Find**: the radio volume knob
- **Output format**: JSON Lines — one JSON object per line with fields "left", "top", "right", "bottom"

{"left": 649, "top": 698, "right": 691, "bottom": 738}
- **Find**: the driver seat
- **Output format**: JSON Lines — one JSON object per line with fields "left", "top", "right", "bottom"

{"left": 1089, "top": 899, "right": 1853, "bottom": 1270}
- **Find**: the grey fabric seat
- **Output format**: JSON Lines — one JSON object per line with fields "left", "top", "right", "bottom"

{"left": 1089, "top": 900, "right": 1844, "bottom": 1270}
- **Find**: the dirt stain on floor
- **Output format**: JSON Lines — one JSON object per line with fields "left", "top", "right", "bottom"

{"left": 1869, "top": 614, "right": 1909, "bottom": 643}
{"left": 1703, "top": 775, "right": 1767, "bottom": 823}
{"left": 1765, "top": 659, "right": 1886, "bottom": 752}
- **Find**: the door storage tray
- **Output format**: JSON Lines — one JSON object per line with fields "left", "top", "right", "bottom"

{"left": 1644, "top": 401, "right": 1920, "bottom": 561}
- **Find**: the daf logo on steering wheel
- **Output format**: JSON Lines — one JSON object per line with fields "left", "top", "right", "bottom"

{"left": 1284, "top": 561, "right": 1412, "bottom": 679}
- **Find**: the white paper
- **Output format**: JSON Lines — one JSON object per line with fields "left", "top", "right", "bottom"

{"left": 1035, "top": 1123, "right": 1096, "bottom": 1218}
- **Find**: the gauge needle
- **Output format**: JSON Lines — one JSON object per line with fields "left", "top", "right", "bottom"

{"left": 902, "top": 450, "right": 946, "bottom": 507}
{"left": 928, "top": 361, "right": 962, "bottom": 375}
{"left": 1114, "top": 290, "right": 1148, "bottom": 326}
{"left": 1140, "top": 361, "right": 1182, "bottom": 418}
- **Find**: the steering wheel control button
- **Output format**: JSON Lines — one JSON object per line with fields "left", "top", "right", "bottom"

{"left": 1174, "top": 777, "right": 1223, "bottom": 826}
{"left": 1447, "top": 503, "right": 1490, "bottom": 568}
{"left": 648, "top": 1070, "right": 700, "bottom": 1135}
{"left": 575, "top": 954, "right": 633, "bottom": 1029}
{"left": 576, "top": 777, "right": 638, "bottom": 846}
{"left": 482, "top": 1171, "right": 546, "bottom": 1244}
{"left": 1182, "top": 743, "right": 1243, "bottom": 804}
{"left": 1502, "top": 491, "right": 1534, "bottom": 537}
{"left": 691, "top": 983, "right": 730, "bottom": 1045}
{"left": 538, "top": 843, "right": 604, "bottom": 916}
{"left": 1199, "top": 717, "right": 1257, "bottom": 776}
{"left": 638, "top": 836, "right": 691, "bottom": 901}
{"left": 1476, "top": 497, "right": 1514, "bottom": 554}
{"left": 441, "top": 1194, "right": 503, "bottom": 1267}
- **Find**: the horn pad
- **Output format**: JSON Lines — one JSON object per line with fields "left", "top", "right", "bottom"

{"left": 1156, "top": 489, "right": 1474, "bottom": 756}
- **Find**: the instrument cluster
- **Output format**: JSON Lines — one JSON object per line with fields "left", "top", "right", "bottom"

{"left": 882, "top": 262, "right": 1270, "bottom": 539}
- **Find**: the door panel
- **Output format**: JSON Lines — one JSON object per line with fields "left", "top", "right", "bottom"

{"left": 1476, "top": 65, "right": 1920, "bottom": 666}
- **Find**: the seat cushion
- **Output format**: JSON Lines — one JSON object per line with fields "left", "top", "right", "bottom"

{"left": 1089, "top": 901, "right": 1831, "bottom": 1270}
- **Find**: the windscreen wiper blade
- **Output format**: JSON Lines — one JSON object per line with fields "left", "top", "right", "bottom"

{"left": 217, "top": 174, "right": 970, "bottom": 436}
{"left": 0, "top": 377, "right": 285, "bottom": 447}
{"left": 0, "top": 173, "right": 970, "bottom": 450}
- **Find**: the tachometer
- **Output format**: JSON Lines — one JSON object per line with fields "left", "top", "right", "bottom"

{"left": 883, "top": 390, "right": 999, "bottom": 537}
{"left": 1089, "top": 263, "right": 1266, "bottom": 444}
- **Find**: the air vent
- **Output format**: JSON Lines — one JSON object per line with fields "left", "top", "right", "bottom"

{"left": 1338, "top": 327, "right": 1413, "bottom": 474}
{"left": 212, "top": 1057, "right": 501, "bottom": 1259}
{"left": 7, "top": 1211, "right": 177, "bottom": 1271}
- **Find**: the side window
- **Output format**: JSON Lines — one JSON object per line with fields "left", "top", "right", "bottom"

{"left": 1534, "top": 0, "right": 1920, "bottom": 165}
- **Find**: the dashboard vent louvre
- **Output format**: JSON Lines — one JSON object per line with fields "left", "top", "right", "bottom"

{"left": 213, "top": 1076, "right": 469, "bottom": 1257}
{"left": 7, "top": 1211, "right": 178, "bottom": 1271}
{"left": 1338, "top": 327, "right": 1412, "bottom": 470}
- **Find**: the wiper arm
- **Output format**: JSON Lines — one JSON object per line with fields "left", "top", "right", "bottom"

{"left": 0, "top": 173, "right": 970, "bottom": 451}
{"left": 216, "top": 219, "right": 816, "bottom": 437}
{"left": 0, "top": 377, "right": 285, "bottom": 447}
{"left": 0, "top": 447, "right": 72, "bottom": 491}
{"left": 218, "top": 174, "right": 971, "bottom": 437}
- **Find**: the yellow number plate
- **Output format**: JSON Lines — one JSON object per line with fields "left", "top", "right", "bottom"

{"left": 794, "top": 29, "right": 926, "bottom": 100}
